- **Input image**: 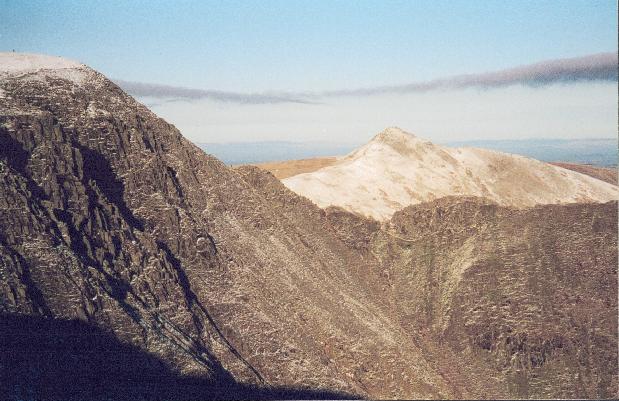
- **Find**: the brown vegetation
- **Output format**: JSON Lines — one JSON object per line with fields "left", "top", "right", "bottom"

{"left": 250, "top": 156, "right": 338, "bottom": 179}
{"left": 550, "top": 162, "right": 617, "bottom": 185}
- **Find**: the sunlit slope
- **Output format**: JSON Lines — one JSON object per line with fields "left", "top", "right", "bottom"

{"left": 283, "top": 127, "right": 618, "bottom": 220}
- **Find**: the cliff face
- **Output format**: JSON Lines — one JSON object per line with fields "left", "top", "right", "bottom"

{"left": 0, "top": 56, "right": 461, "bottom": 399}
{"left": 0, "top": 65, "right": 261, "bottom": 386}
{"left": 1, "top": 55, "right": 616, "bottom": 400}
{"left": 374, "top": 198, "right": 618, "bottom": 399}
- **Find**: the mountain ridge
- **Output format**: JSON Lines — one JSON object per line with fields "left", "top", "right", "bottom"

{"left": 283, "top": 128, "right": 618, "bottom": 220}
{"left": 1, "top": 53, "right": 616, "bottom": 399}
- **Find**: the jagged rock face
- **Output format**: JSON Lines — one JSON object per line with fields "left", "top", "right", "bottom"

{"left": 0, "top": 67, "right": 258, "bottom": 383}
{"left": 0, "top": 56, "right": 465, "bottom": 399}
{"left": 370, "top": 198, "right": 618, "bottom": 399}
{"left": 0, "top": 55, "right": 617, "bottom": 400}
{"left": 319, "top": 197, "right": 618, "bottom": 399}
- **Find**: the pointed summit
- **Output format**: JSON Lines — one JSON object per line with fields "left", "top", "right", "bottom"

{"left": 371, "top": 127, "right": 417, "bottom": 143}
{"left": 363, "top": 126, "right": 433, "bottom": 157}
{"left": 284, "top": 127, "right": 619, "bottom": 220}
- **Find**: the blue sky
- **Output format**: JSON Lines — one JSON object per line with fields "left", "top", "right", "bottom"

{"left": 1, "top": 0, "right": 617, "bottom": 143}
{"left": 2, "top": 0, "right": 616, "bottom": 91}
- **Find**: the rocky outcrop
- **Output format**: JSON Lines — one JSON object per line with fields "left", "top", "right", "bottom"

{"left": 0, "top": 54, "right": 616, "bottom": 400}
{"left": 376, "top": 198, "right": 618, "bottom": 399}
{"left": 0, "top": 71, "right": 260, "bottom": 385}
{"left": 0, "top": 55, "right": 465, "bottom": 399}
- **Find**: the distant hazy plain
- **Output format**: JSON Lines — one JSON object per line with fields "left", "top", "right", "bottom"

{"left": 197, "top": 137, "right": 617, "bottom": 167}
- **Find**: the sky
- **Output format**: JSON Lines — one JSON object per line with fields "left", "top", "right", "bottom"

{"left": 1, "top": 0, "right": 617, "bottom": 143}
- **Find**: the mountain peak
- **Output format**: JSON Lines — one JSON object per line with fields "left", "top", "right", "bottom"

{"left": 285, "top": 127, "right": 619, "bottom": 220}
{"left": 363, "top": 127, "right": 433, "bottom": 157}
{"left": 2, "top": 50, "right": 618, "bottom": 400}
{"left": 371, "top": 127, "right": 416, "bottom": 143}
{"left": 0, "top": 52, "right": 87, "bottom": 83}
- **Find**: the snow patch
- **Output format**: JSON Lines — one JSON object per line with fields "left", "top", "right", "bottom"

{"left": 283, "top": 128, "right": 619, "bottom": 220}
{"left": 0, "top": 52, "right": 88, "bottom": 83}
{"left": 86, "top": 102, "right": 112, "bottom": 118}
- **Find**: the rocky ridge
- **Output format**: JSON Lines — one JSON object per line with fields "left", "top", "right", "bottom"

{"left": 0, "top": 54, "right": 616, "bottom": 399}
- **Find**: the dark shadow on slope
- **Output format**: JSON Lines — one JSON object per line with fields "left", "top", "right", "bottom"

{"left": 156, "top": 240, "right": 265, "bottom": 384}
{"left": 0, "top": 314, "right": 359, "bottom": 401}
{"left": 73, "top": 142, "right": 144, "bottom": 231}
{"left": 0, "top": 237, "right": 52, "bottom": 317}
{"left": 0, "top": 127, "right": 29, "bottom": 173}
{"left": 0, "top": 127, "right": 49, "bottom": 200}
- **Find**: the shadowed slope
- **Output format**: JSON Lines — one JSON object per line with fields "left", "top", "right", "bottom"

{"left": 0, "top": 314, "right": 357, "bottom": 401}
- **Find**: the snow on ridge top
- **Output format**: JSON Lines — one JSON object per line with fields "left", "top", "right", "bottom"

{"left": 284, "top": 126, "right": 619, "bottom": 220}
{"left": 372, "top": 127, "right": 414, "bottom": 142}
{"left": 358, "top": 126, "right": 433, "bottom": 157}
{"left": 369, "top": 127, "right": 433, "bottom": 147}
{"left": 0, "top": 53, "right": 83, "bottom": 73}
{"left": 0, "top": 52, "right": 88, "bottom": 82}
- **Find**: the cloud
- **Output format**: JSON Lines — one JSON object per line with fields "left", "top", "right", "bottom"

{"left": 113, "top": 80, "right": 318, "bottom": 105}
{"left": 321, "top": 52, "right": 618, "bottom": 97}
{"left": 116, "top": 52, "right": 617, "bottom": 104}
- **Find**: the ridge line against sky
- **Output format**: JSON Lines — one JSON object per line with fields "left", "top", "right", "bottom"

{"left": 115, "top": 52, "right": 618, "bottom": 105}
{"left": 6, "top": 0, "right": 611, "bottom": 142}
